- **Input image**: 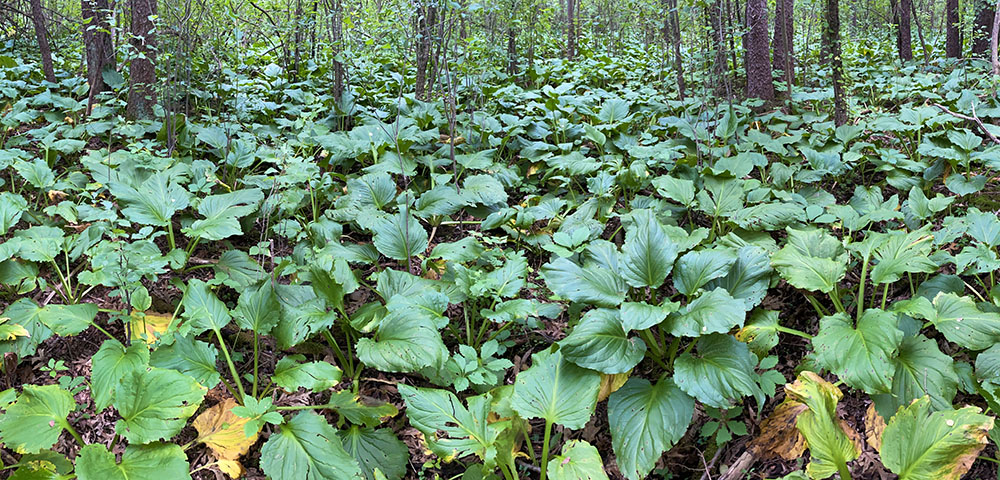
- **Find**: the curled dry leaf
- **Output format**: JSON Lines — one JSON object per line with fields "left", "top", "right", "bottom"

{"left": 597, "top": 372, "right": 630, "bottom": 402}
{"left": 752, "top": 399, "right": 808, "bottom": 460}
{"left": 864, "top": 403, "right": 886, "bottom": 451}
{"left": 193, "top": 397, "right": 260, "bottom": 478}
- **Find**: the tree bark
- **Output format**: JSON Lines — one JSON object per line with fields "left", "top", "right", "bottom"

{"left": 973, "top": 0, "right": 994, "bottom": 57}
{"left": 772, "top": 0, "right": 794, "bottom": 84}
{"left": 992, "top": 0, "right": 1000, "bottom": 74}
{"left": 567, "top": 0, "right": 576, "bottom": 59}
{"left": 666, "top": 0, "right": 685, "bottom": 100}
{"left": 30, "top": 0, "right": 56, "bottom": 82}
{"left": 710, "top": 0, "right": 728, "bottom": 85}
{"left": 824, "top": 0, "right": 847, "bottom": 125}
{"left": 83, "top": 0, "right": 114, "bottom": 115}
{"left": 328, "top": 0, "right": 345, "bottom": 106}
{"left": 946, "top": 0, "right": 960, "bottom": 58}
{"left": 897, "top": 0, "right": 913, "bottom": 61}
{"left": 414, "top": 1, "right": 434, "bottom": 100}
{"left": 126, "top": 0, "right": 157, "bottom": 120}
{"left": 744, "top": 0, "right": 774, "bottom": 99}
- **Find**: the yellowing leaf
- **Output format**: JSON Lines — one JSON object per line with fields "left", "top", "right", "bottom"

{"left": 193, "top": 398, "right": 260, "bottom": 478}
{"left": 127, "top": 311, "right": 173, "bottom": 345}
{"left": 597, "top": 372, "right": 630, "bottom": 402}
{"left": 784, "top": 371, "right": 862, "bottom": 479}
{"left": 864, "top": 403, "right": 886, "bottom": 451}
{"left": 752, "top": 399, "right": 808, "bottom": 460}
{"left": 0, "top": 317, "right": 29, "bottom": 340}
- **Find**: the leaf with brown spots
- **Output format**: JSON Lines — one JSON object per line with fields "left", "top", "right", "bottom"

{"left": 752, "top": 399, "right": 808, "bottom": 460}
{"left": 783, "top": 371, "right": 861, "bottom": 479}
{"left": 880, "top": 396, "right": 993, "bottom": 480}
{"left": 193, "top": 397, "right": 260, "bottom": 478}
{"left": 864, "top": 403, "right": 886, "bottom": 451}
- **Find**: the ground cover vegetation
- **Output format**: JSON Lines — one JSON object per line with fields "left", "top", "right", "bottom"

{"left": 2, "top": 0, "right": 1000, "bottom": 478}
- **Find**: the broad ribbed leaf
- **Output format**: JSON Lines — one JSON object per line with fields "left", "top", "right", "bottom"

{"left": 771, "top": 228, "right": 848, "bottom": 293}
{"left": 398, "top": 385, "right": 503, "bottom": 466}
{"left": 148, "top": 335, "right": 221, "bottom": 389}
{"left": 541, "top": 257, "right": 627, "bottom": 307}
{"left": 735, "top": 310, "right": 781, "bottom": 358}
{"left": 92, "top": 340, "right": 149, "bottom": 411}
{"left": 76, "top": 443, "right": 191, "bottom": 480}
{"left": 185, "top": 188, "right": 264, "bottom": 241}
{"left": 547, "top": 441, "right": 609, "bottom": 480}
{"left": 619, "top": 301, "right": 674, "bottom": 332}
{"left": 608, "top": 378, "right": 694, "bottom": 480}
{"left": 0, "top": 385, "right": 75, "bottom": 453}
{"left": 870, "top": 229, "right": 937, "bottom": 285}
{"left": 706, "top": 245, "right": 773, "bottom": 309}
{"left": 511, "top": 348, "right": 600, "bottom": 429}
{"left": 873, "top": 335, "right": 958, "bottom": 418}
{"left": 114, "top": 367, "right": 207, "bottom": 444}
{"left": 36, "top": 303, "right": 97, "bottom": 336}
{"left": 355, "top": 310, "right": 446, "bottom": 373}
{"left": 666, "top": 288, "right": 746, "bottom": 337}
{"left": 371, "top": 212, "right": 428, "bottom": 261}
{"left": 560, "top": 308, "right": 645, "bottom": 374}
{"left": 929, "top": 292, "right": 1000, "bottom": 350}
{"left": 339, "top": 426, "right": 408, "bottom": 480}
{"left": 813, "top": 310, "right": 903, "bottom": 393}
{"left": 108, "top": 173, "right": 190, "bottom": 226}
{"left": 673, "top": 248, "right": 737, "bottom": 296}
{"left": 620, "top": 209, "right": 677, "bottom": 289}
{"left": 880, "top": 397, "right": 993, "bottom": 480}
{"left": 272, "top": 355, "right": 342, "bottom": 392}
{"left": 674, "top": 334, "right": 763, "bottom": 408}
{"left": 260, "top": 412, "right": 363, "bottom": 480}
{"left": 181, "top": 279, "right": 232, "bottom": 333}
{"left": 234, "top": 282, "right": 281, "bottom": 334}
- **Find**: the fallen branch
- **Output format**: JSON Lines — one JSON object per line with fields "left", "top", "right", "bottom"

{"left": 718, "top": 451, "right": 756, "bottom": 480}
{"left": 931, "top": 102, "right": 1000, "bottom": 145}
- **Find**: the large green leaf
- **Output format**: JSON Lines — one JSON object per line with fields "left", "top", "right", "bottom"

{"left": 339, "top": 426, "right": 408, "bottom": 480}
{"left": 108, "top": 173, "right": 190, "bottom": 226}
{"left": 559, "top": 308, "right": 646, "bottom": 374}
{"left": 0, "top": 192, "right": 27, "bottom": 235}
{"left": 272, "top": 355, "right": 342, "bottom": 392}
{"left": 541, "top": 257, "right": 627, "bottom": 307}
{"left": 880, "top": 397, "right": 993, "bottom": 480}
{"left": 260, "top": 412, "right": 363, "bottom": 480}
{"left": 869, "top": 229, "right": 937, "bottom": 285}
{"left": 371, "top": 212, "right": 428, "bottom": 261}
{"left": 771, "top": 227, "right": 848, "bottom": 293}
{"left": 929, "top": 292, "right": 1000, "bottom": 350}
{"left": 673, "top": 334, "right": 763, "bottom": 408}
{"left": 736, "top": 309, "right": 781, "bottom": 358}
{"left": 114, "top": 367, "right": 207, "bottom": 444}
{"left": 620, "top": 210, "right": 677, "bottom": 289}
{"left": 355, "top": 309, "right": 447, "bottom": 373}
{"left": 547, "top": 440, "right": 609, "bottom": 480}
{"left": 672, "top": 248, "right": 737, "bottom": 296}
{"left": 76, "top": 443, "right": 191, "bottom": 480}
{"left": 91, "top": 340, "right": 149, "bottom": 411}
{"left": 36, "top": 303, "right": 98, "bottom": 336}
{"left": 0, "top": 385, "right": 75, "bottom": 453}
{"left": 184, "top": 188, "right": 263, "bottom": 241}
{"left": 511, "top": 347, "right": 601, "bottom": 429}
{"left": 785, "top": 372, "right": 861, "bottom": 479}
{"left": 705, "top": 245, "right": 772, "bottom": 309}
{"left": 813, "top": 310, "right": 903, "bottom": 393}
{"left": 873, "top": 335, "right": 958, "bottom": 419}
{"left": 607, "top": 377, "right": 694, "bottom": 480}
{"left": 234, "top": 282, "right": 281, "bottom": 334}
{"left": 666, "top": 287, "right": 746, "bottom": 337}
{"left": 148, "top": 335, "right": 221, "bottom": 389}
{"left": 181, "top": 279, "right": 232, "bottom": 334}
{"left": 398, "top": 385, "right": 505, "bottom": 466}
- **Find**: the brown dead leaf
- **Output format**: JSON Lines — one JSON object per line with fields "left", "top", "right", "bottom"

{"left": 597, "top": 372, "right": 630, "bottom": 402}
{"left": 864, "top": 403, "right": 886, "bottom": 451}
{"left": 752, "top": 399, "right": 808, "bottom": 460}
{"left": 193, "top": 398, "right": 260, "bottom": 478}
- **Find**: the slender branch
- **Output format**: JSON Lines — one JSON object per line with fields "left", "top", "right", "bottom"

{"left": 931, "top": 102, "right": 1000, "bottom": 145}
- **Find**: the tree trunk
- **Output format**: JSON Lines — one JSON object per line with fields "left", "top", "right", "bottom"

{"left": 83, "top": 0, "right": 113, "bottom": 114}
{"left": 898, "top": 0, "right": 913, "bottom": 61}
{"left": 329, "top": 0, "right": 345, "bottom": 106}
{"left": 507, "top": 28, "right": 518, "bottom": 75}
{"left": 126, "top": 0, "right": 157, "bottom": 120}
{"left": 772, "top": 0, "right": 794, "bottom": 84}
{"left": 567, "top": 0, "right": 576, "bottom": 59}
{"left": 666, "top": 0, "right": 685, "bottom": 99}
{"left": 824, "top": 0, "right": 847, "bottom": 125}
{"left": 414, "top": 1, "right": 434, "bottom": 100}
{"left": 973, "top": 0, "right": 994, "bottom": 56}
{"left": 30, "top": 0, "right": 56, "bottom": 82}
{"left": 992, "top": 0, "right": 1000, "bottom": 73}
{"left": 946, "top": 0, "right": 960, "bottom": 57}
{"left": 710, "top": 0, "right": 728, "bottom": 91}
{"left": 744, "top": 0, "right": 774, "bottom": 99}
{"left": 909, "top": 0, "right": 929, "bottom": 64}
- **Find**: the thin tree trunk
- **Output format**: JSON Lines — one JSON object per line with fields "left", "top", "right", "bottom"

{"left": 946, "top": 0, "right": 960, "bottom": 57}
{"left": 666, "top": 0, "right": 685, "bottom": 99}
{"left": 710, "top": 0, "right": 728, "bottom": 92}
{"left": 507, "top": 28, "right": 518, "bottom": 75}
{"left": 83, "top": 0, "right": 113, "bottom": 114}
{"left": 414, "top": 1, "right": 434, "bottom": 99}
{"left": 744, "top": 0, "right": 774, "bottom": 99}
{"left": 909, "top": 0, "right": 929, "bottom": 64}
{"left": 567, "top": 0, "right": 576, "bottom": 59}
{"left": 329, "top": 0, "right": 345, "bottom": 109}
{"left": 126, "top": 0, "right": 157, "bottom": 119}
{"left": 30, "top": 0, "right": 56, "bottom": 82}
{"left": 824, "top": 0, "right": 847, "bottom": 125}
{"left": 772, "top": 0, "right": 793, "bottom": 84}
{"left": 898, "top": 0, "right": 913, "bottom": 61}
{"left": 992, "top": 0, "right": 1000, "bottom": 74}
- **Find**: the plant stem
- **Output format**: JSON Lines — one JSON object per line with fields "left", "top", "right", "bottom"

{"left": 775, "top": 325, "right": 813, "bottom": 339}
{"left": 837, "top": 460, "right": 852, "bottom": 480}
{"left": 829, "top": 289, "right": 846, "bottom": 315}
{"left": 167, "top": 222, "right": 176, "bottom": 251}
{"left": 881, "top": 283, "right": 890, "bottom": 310}
{"left": 639, "top": 329, "right": 663, "bottom": 358}
{"left": 323, "top": 330, "right": 351, "bottom": 379}
{"left": 62, "top": 420, "right": 85, "bottom": 447}
{"left": 856, "top": 254, "right": 869, "bottom": 322}
{"left": 539, "top": 419, "right": 553, "bottom": 480}
{"left": 252, "top": 330, "right": 260, "bottom": 398}
{"left": 214, "top": 328, "right": 247, "bottom": 401}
